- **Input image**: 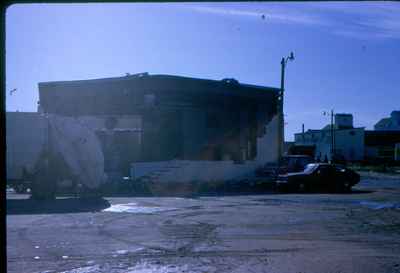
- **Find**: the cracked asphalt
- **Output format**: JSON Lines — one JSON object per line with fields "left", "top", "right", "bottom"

{"left": 7, "top": 172, "right": 400, "bottom": 273}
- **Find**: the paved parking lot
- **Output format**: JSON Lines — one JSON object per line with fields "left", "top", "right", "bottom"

{"left": 7, "top": 173, "right": 400, "bottom": 273}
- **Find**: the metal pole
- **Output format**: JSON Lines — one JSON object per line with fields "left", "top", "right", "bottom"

{"left": 279, "top": 58, "right": 285, "bottom": 161}
{"left": 332, "top": 110, "right": 335, "bottom": 161}
{"left": 331, "top": 109, "right": 334, "bottom": 162}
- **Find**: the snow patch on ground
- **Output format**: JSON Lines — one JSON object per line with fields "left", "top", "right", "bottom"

{"left": 103, "top": 203, "right": 178, "bottom": 214}
{"left": 56, "top": 262, "right": 216, "bottom": 273}
{"left": 126, "top": 261, "right": 216, "bottom": 273}
{"left": 359, "top": 201, "right": 400, "bottom": 210}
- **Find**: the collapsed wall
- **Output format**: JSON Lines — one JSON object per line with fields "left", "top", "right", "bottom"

{"left": 131, "top": 112, "right": 281, "bottom": 183}
{"left": 256, "top": 113, "right": 280, "bottom": 164}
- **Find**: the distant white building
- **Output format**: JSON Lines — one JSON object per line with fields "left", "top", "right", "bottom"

{"left": 294, "top": 114, "right": 365, "bottom": 162}
{"left": 364, "top": 110, "right": 400, "bottom": 162}
{"left": 374, "top": 111, "right": 400, "bottom": 131}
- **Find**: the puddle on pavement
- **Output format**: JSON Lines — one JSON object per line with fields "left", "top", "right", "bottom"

{"left": 358, "top": 201, "right": 400, "bottom": 210}
{"left": 103, "top": 203, "right": 177, "bottom": 214}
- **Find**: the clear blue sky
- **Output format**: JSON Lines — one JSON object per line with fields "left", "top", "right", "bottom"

{"left": 6, "top": 2, "right": 400, "bottom": 140}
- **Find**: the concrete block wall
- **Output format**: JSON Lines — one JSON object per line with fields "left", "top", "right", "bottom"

{"left": 131, "top": 161, "right": 177, "bottom": 179}
{"left": 131, "top": 160, "right": 259, "bottom": 183}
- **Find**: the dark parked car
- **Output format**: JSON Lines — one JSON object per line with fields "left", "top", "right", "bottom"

{"left": 276, "top": 163, "right": 360, "bottom": 193}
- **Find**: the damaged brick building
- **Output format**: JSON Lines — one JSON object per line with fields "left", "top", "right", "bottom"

{"left": 38, "top": 73, "right": 281, "bottom": 181}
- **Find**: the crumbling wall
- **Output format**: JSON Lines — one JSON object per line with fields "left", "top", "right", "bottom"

{"left": 256, "top": 113, "right": 280, "bottom": 164}
{"left": 131, "top": 112, "right": 281, "bottom": 183}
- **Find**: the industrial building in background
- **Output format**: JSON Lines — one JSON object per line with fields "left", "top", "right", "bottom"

{"left": 366, "top": 111, "right": 400, "bottom": 163}
{"left": 374, "top": 111, "right": 400, "bottom": 131}
{"left": 293, "top": 112, "right": 400, "bottom": 163}
{"left": 294, "top": 114, "right": 365, "bottom": 162}
{"left": 7, "top": 73, "right": 283, "bottom": 195}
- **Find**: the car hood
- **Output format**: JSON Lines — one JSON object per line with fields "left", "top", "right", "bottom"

{"left": 278, "top": 172, "right": 307, "bottom": 178}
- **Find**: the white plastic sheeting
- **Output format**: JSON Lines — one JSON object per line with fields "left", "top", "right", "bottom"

{"left": 48, "top": 115, "right": 105, "bottom": 189}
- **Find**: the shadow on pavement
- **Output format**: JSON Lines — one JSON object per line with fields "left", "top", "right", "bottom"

{"left": 7, "top": 197, "right": 111, "bottom": 215}
{"left": 347, "top": 189, "right": 374, "bottom": 194}
{"left": 275, "top": 189, "right": 374, "bottom": 195}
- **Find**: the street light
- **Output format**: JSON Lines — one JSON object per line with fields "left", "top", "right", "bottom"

{"left": 278, "top": 52, "right": 295, "bottom": 160}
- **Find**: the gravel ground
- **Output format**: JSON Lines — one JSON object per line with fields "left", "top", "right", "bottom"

{"left": 6, "top": 173, "right": 400, "bottom": 273}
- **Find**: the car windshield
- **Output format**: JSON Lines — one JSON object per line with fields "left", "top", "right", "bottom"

{"left": 303, "top": 163, "right": 319, "bottom": 174}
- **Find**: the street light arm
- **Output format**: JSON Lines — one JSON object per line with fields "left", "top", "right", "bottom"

{"left": 282, "top": 52, "right": 295, "bottom": 66}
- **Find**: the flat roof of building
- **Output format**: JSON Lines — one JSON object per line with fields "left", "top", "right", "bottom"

{"left": 38, "top": 73, "right": 281, "bottom": 99}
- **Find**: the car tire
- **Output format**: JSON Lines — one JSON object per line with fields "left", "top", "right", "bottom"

{"left": 298, "top": 183, "right": 306, "bottom": 193}
{"left": 343, "top": 181, "right": 352, "bottom": 193}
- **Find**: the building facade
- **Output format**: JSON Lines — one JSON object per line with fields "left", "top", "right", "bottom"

{"left": 294, "top": 114, "right": 365, "bottom": 162}
{"left": 366, "top": 110, "right": 400, "bottom": 162}
{"left": 38, "top": 73, "right": 282, "bottom": 181}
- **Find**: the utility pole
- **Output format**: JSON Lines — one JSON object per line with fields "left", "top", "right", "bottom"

{"left": 324, "top": 110, "right": 335, "bottom": 162}
{"left": 331, "top": 109, "right": 334, "bottom": 162}
{"left": 278, "top": 52, "right": 295, "bottom": 161}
